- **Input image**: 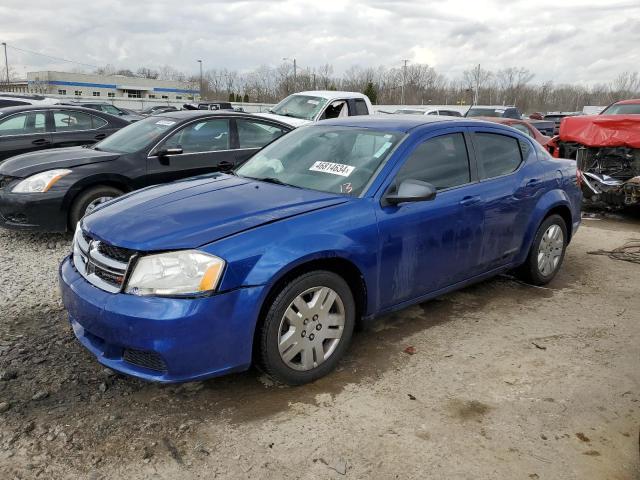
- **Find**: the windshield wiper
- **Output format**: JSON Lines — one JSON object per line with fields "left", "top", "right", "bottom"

{"left": 257, "top": 177, "right": 288, "bottom": 186}
{"left": 242, "top": 175, "right": 298, "bottom": 188}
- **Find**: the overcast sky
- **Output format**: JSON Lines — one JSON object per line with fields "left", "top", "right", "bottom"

{"left": 1, "top": 0, "right": 638, "bottom": 85}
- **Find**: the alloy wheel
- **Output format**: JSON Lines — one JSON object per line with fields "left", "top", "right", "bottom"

{"left": 84, "top": 196, "right": 115, "bottom": 216}
{"left": 537, "top": 224, "right": 564, "bottom": 276}
{"left": 277, "top": 286, "right": 346, "bottom": 371}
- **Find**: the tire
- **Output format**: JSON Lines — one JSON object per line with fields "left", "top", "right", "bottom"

{"left": 69, "top": 186, "right": 123, "bottom": 229}
{"left": 257, "top": 271, "right": 356, "bottom": 385}
{"left": 516, "top": 214, "right": 568, "bottom": 286}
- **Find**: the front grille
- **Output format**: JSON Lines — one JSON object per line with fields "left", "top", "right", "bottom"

{"left": 123, "top": 349, "right": 167, "bottom": 372}
{"left": 73, "top": 228, "right": 134, "bottom": 293}
{"left": 97, "top": 242, "right": 135, "bottom": 263}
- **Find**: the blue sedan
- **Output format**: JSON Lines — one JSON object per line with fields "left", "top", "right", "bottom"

{"left": 59, "top": 116, "right": 581, "bottom": 385}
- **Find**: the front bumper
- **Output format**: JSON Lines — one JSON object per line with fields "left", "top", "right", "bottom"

{"left": 59, "top": 255, "right": 265, "bottom": 382}
{"left": 0, "top": 188, "right": 68, "bottom": 231}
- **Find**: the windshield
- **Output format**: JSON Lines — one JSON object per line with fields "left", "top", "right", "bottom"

{"left": 93, "top": 116, "right": 177, "bottom": 154}
{"left": 270, "top": 95, "right": 328, "bottom": 120}
{"left": 395, "top": 109, "right": 425, "bottom": 115}
{"left": 466, "top": 107, "right": 504, "bottom": 118}
{"left": 601, "top": 103, "right": 640, "bottom": 115}
{"left": 236, "top": 126, "right": 404, "bottom": 196}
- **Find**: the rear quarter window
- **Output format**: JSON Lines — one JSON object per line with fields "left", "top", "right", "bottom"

{"left": 473, "top": 132, "right": 523, "bottom": 180}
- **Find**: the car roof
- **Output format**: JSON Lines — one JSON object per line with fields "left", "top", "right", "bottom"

{"left": 153, "top": 109, "right": 293, "bottom": 126}
{"left": 292, "top": 90, "right": 369, "bottom": 101}
{"left": 315, "top": 114, "right": 510, "bottom": 133}
{"left": 468, "top": 105, "right": 517, "bottom": 109}
{"left": 613, "top": 99, "right": 640, "bottom": 105}
{"left": 0, "top": 104, "right": 117, "bottom": 116}
{"left": 473, "top": 116, "right": 521, "bottom": 124}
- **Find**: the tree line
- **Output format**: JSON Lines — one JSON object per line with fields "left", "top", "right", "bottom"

{"left": 94, "top": 63, "right": 640, "bottom": 112}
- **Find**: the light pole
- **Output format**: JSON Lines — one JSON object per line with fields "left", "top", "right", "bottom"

{"left": 2, "top": 43, "right": 8, "bottom": 85}
{"left": 283, "top": 57, "right": 297, "bottom": 92}
{"left": 197, "top": 59, "right": 203, "bottom": 100}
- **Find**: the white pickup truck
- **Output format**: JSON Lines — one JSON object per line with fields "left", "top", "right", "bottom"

{"left": 255, "top": 90, "right": 374, "bottom": 128}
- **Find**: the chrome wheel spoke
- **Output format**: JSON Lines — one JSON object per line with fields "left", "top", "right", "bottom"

{"left": 312, "top": 342, "right": 325, "bottom": 365}
{"left": 300, "top": 347, "right": 315, "bottom": 370}
{"left": 281, "top": 340, "right": 303, "bottom": 363}
{"left": 321, "top": 326, "right": 343, "bottom": 340}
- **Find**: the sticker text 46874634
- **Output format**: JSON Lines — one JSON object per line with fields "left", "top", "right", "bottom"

{"left": 309, "top": 161, "right": 355, "bottom": 177}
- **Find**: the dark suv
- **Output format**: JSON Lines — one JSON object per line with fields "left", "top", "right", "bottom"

{"left": 466, "top": 105, "right": 522, "bottom": 119}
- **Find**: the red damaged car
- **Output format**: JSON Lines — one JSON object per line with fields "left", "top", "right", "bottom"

{"left": 547, "top": 99, "right": 640, "bottom": 208}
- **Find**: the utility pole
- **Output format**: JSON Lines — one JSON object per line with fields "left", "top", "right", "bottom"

{"left": 197, "top": 59, "right": 203, "bottom": 100}
{"left": 401, "top": 59, "right": 409, "bottom": 105}
{"left": 283, "top": 57, "right": 297, "bottom": 92}
{"left": 293, "top": 58, "right": 297, "bottom": 91}
{"left": 2, "top": 43, "right": 8, "bottom": 85}
{"left": 473, "top": 63, "right": 480, "bottom": 105}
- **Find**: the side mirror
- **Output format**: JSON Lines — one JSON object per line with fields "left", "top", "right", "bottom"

{"left": 157, "top": 147, "right": 183, "bottom": 157}
{"left": 383, "top": 179, "right": 436, "bottom": 206}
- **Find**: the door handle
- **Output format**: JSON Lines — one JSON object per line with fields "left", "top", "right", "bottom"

{"left": 526, "top": 178, "right": 540, "bottom": 187}
{"left": 459, "top": 195, "right": 481, "bottom": 206}
{"left": 94, "top": 133, "right": 107, "bottom": 140}
{"left": 32, "top": 138, "right": 51, "bottom": 146}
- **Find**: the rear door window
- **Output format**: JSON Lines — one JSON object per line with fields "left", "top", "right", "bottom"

{"left": 0, "top": 112, "right": 47, "bottom": 135}
{"left": 394, "top": 133, "right": 471, "bottom": 190}
{"left": 53, "top": 111, "right": 96, "bottom": 131}
{"left": 473, "top": 132, "right": 523, "bottom": 179}
{"left": 237, "top": 119, "right": 288, "bottom": 148}
{"left": 163, "top": 119, "right": 230, "bottom": 153}
{"left": 353, "top": 99, "right": 369, "bottom": 116}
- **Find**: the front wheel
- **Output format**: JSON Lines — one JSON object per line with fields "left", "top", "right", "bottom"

{"left": 516, "top": 214, "right": 568, "bottom": 285}
{"left": 257, "top": 271, "right": 356, "bottom": 385}
{"left": 69, "top": 186, "right": 123, "bottom": 229}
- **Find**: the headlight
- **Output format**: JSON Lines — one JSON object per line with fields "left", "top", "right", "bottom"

{"left": 125, "top": 250, "right": 225, "bottom": 296}
{"left": 12, "top": 169, "right": 72, "bottom": 193}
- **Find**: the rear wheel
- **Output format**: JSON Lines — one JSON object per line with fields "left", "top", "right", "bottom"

{"left": 69, "top": 185, "right": 123, "bottom": 229}
{"left": 257, "top": 271, "right": 355, "bottom": 385}
{"left": 516, "top": 214, "right": 568, "bottom": 285}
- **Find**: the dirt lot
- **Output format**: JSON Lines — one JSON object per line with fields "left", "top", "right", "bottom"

{"left": 0, "top": 212, "right": 638, "bottom": 479}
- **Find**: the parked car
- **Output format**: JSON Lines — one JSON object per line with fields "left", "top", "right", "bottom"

{"left": 474, "top": 117, "right": 551, "bottom": 146}
{"left": 140, "top": 105, "right": 179, "bottom": 115}
{"left": 0, "top": 111, "right": 292, "bottom": 231}
{"left": 0, "top": 104, "right": 129, "bottom": 161}
{"left": 183, "top": 101, "right": 233, "bottom": 111}
{"left": 59, "top": 116, "right": 581, "bottom": 384}
{"left": 546, "top": 99, "right": 640, "bottom": 207}
{"left": 61, "top": 101, "right": 143, "bottom": 122}
{"left": 0, "top": 93, "right": 60, "bottom": 108}
{"left": 543, "top": 112, "right": 581, "bottom": 135}
{"left": 255, "top": 91, "right": 374, "bottom": 128}
{"left": 466, "top": 105, "right": 522, "bottom": 119}
{"left": 393, "top": 108, "right": 463, "bottom": 117}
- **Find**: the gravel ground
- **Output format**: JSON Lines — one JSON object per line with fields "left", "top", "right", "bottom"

{"left": 0, "top": 212, "right": 638, "bottom": 479}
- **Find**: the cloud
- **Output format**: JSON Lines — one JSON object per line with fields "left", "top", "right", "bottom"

{"left": 1, "top": 0, "right": 638, "bottom": 85}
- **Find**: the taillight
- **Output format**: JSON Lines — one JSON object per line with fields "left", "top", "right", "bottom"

{"left": 576, "top": 168, "right": 583, "bottom": 187}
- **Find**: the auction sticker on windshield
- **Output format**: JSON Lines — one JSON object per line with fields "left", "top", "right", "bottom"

{"left": 309, "top": 161, "right": 355, "bottom": 177}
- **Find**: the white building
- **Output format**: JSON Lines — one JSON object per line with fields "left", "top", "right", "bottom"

{"left": 26, "top": 71, "right": 199, "bottom": 101}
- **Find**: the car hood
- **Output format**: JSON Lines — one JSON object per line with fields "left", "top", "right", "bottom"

{"left": 253, "top": 112, "right": 311, "bottom": 128}
{"left": 82, "top": 173, "right": 349, "bottom": 251}
{"left": 0, "top": 147, "right": 121, "bottom": 177}
{"left": 559, "top": 114, "right": 640, "bottom": 148}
